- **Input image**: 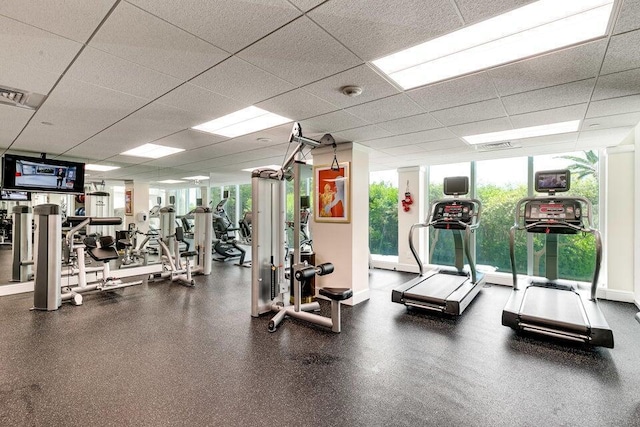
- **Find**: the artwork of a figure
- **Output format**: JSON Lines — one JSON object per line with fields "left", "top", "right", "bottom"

{"left": 316, "top": 164, "right": 349, "bottom": 222}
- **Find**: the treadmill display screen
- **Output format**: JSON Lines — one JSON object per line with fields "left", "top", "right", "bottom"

{"left": 524, "top": 200, "right": 582, "bottom": 233}
{"left": 432, "top": 201, "right": 474, "bottom": 229}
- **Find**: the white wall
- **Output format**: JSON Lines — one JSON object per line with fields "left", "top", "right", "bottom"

{"left": 635, "top": 125, "right": 640, "bottom": 308}
{"left": 397, "top": 167, "right": 425, "bottom": 270}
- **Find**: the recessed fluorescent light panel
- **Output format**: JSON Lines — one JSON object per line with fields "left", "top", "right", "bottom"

{"left": 462, "top": 120, "right": 581, "bottom": 145}
{"left": 193, "top": 106, "right": 291, "bottom": 138}
{"left": 372, "top": 0, "right": 615, "bottom": 89}
{"left": 121, "top": 143, "right": 184, "bottom": 159}
{"left": 85, "top": 164, "right": 120, "bottom": 172}
{"left": 241, "top": 164, "right": 282, "bottom": 172}
{"left": 182, "top": 175, "right": 209, "bottom": 180}
{"left": 158, "top": 180, "right": 185, "bottom": 184}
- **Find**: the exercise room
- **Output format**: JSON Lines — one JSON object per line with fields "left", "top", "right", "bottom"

{"left": 1, "top": 0, "right": 639, "bottom": 425}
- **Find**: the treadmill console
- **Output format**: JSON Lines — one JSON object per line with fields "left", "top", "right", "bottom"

{"left": 524, "top": 199, "right": 582, "bottom": 234}
{"left": 431, "top": 201, "right": 475, "bottom": 229}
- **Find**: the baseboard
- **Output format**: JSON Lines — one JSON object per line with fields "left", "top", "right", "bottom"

{"left": 371, "top": 260, "right": 420, "bottom": 274}
{"left": 596, "top": 288, "right": 636, "bottom": 303}
{"left": 344, "top": 288, "right": 370, "bottom": 306}
{"left": 0, "top": 281, "right": 34, "bottom": 297}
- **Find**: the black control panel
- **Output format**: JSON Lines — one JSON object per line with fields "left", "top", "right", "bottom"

{"left": 524, "top": 199, "right": 582, "bottom": 234}
{"left": 431, "top": 201, "right": 475, "bottom": 229}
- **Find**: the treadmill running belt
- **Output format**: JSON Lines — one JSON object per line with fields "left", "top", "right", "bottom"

{"left": 404, "top": 274, "right": 469, "bottom": 304}
{"left": 520, "top": 286, "right": 589, "bottom": 334}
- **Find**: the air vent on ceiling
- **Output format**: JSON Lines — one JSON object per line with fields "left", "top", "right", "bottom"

{"left": 0, "top": 85, "right": 46, "bottom": 110}
{"left": 474, "top": 141, "right": 520, "bottom": 152}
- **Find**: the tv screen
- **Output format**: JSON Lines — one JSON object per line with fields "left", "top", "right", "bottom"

{"left": 2, "top": 154, "right": 85, "bottom": 194}
{"left": 535, "top": 170, "right": 570, "bottom": 193}
{"left": 443, "top": 176, "right": 469, "bottom": 195}
{"left": 0, "top": 189, "right": 31, "bottom": 201}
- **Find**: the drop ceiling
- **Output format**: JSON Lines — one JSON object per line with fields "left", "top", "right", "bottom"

{"left": 1, "top": 0, "right": 639, "bottom": 186}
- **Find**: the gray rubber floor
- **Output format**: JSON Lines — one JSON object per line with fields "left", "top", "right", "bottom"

{"left": 0, "top": 265, "right": 639, "bottom": 426}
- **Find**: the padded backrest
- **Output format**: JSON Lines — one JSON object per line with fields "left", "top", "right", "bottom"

{"left": 99, "top": 235, "right": 115, "bottom": 247}
{"left": 83, "top": 236, "right": 97, "bottom": 248}
{"left": 175, "top": 226, "right": 185, "bottom": 242}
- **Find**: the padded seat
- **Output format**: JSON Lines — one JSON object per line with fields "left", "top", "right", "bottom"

{"left": 180, "top": 250, "right": 198, "bottom": 258}
{"left": 88, "top": 247, "right": 120, "bottom": 261}
{"left": 319, "top": 287, "right": 353, "bottom": 301}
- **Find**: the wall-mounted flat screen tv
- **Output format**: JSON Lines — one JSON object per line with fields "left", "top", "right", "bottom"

{"left": 2, "top": 154, "right": 85, "bottom": 194}
{"left": 0, "top": 189, "right": 31, "bottom": 201}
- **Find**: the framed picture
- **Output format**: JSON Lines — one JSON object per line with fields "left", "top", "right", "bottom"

{"left": 125, "top": 189, "right": 133, "bottom": 216}
{"left": 314, "top": 162, "right": 350, "bottom": 223}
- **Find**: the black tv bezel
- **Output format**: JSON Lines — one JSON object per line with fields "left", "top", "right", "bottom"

{"left": 443, "top": 176, "right": 469, "bottom": 196}
{"left": 2, "top": 154, "right": 86, "bottom": 195}
{"left": 535, "top": 169, "right": 570, "bottom": 193}
{"left": 0, "top": 189, "right": 32, "bottom": 201}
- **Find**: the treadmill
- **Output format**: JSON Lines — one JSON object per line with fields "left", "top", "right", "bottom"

{"left": 501, "top": 169, "right": 614, "bottom": 348}
{"left": 392, "top": 176, "right": 485, "bottom": 315}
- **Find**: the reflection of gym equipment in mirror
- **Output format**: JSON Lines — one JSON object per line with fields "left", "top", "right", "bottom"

{"left": 502, "top": 169, "right": 614, "bottom": 348}
{"left": 32, "top": 206, "right": 143, "bottom": 310}
{"left": 251, "top": 122, "right": 352, "bottom": 333}
{"left": 211, "top": 198, "right": 251, "bottom": 266}
{"left": 392, "top": 176, "right": 485, "bottom": 315}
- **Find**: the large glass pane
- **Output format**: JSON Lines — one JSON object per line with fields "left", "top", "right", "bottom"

{"left": 533, "top": 151, "right": 599, "bottom": 282}
{"left": 428, "top": 163, "right": 470, "bottom": 266}
{"left": 286, "top": 164, "right": 313, "bottom": 250}
{"left": 369, "top": 170, "right": 398, "bottom": 256}
{"left": 475, "top": 157, "right": 528, "bottom": 275}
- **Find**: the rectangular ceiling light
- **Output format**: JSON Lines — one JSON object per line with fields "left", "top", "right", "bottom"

{"left": 241, "top": 164, "right": 281, "bottom": 172}
{"left": 193, "top": 106, "right": 291, "bottom": 138}
{"left": 462, "top": 120, "right": 581, "bottom": 145}
{"left": 121, "top": 143, "right": 184, "bottom": 159}
{"left": 182, "top": 175, "right": 210, "bottom": 180}
{"left": 158, "top": 179, "right": 185, "bottom": 184}
{"left": 85, "top": 164, "right": 120, "bottom": 172}
{"left": 372, "top": 0, "right": 614, "bottom": 89}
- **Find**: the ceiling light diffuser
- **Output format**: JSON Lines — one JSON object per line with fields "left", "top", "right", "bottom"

{"left": 183, "top": 175, "right": 210, "bottom": 180}
{"left": 241, "top": 164, "right": 282, "bottom": 172}
{"left": 462, "top": 120, "right": 581, "bottom": 145}
{"left": 193, "top": 106, "right": 291, "bottom": 138}
{"left": 85, "top": 164, "right": 120, "bottom": 172}
{"left": 372, "top": 0, "right": 614, "bottom": 89}
{"left": 158, "top": 180, "right": 185, "bottom": 184}
{"left": 120, "top": 143, "right": 184, "bottom": 159}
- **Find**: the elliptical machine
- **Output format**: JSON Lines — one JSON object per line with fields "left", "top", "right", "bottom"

{"left": 212, "top": 199, "right": 245, "bottom": 262}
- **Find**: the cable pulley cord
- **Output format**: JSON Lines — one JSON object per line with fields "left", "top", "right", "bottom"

{"left": 330, "top": 143, "right": 339, "bottom": 171}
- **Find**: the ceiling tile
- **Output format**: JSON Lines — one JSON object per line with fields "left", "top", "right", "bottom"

{"left": 129, "top": 0, "right": 301, "bottom": 53}
{"left": 447, "top": 117, "right": 513, "bottom": 138}
{"left": 363, "top": 128, "right": 457, "bottom": 149}
{"left": 0, "top": 0, "right": 115, "bottom": 43}
{"left": 577, "top": 127, "right": 633, "bottom": 147}
{"left": 0, "top": 104, "right": 33, "bottom": 147}
{"left": 417, "top": 138, "right": 467, "bottom": 152}
{"left": 379, "top": 144, "right": 427, "bottom": 156}
{"left": 489, "top": 40, "right": 607, "bottom": 97}
{"left": 613, "top": 0, "right": 640, "bottom": 34}
{"left": 238, "top": 16, "right": 362, "bottom": 86}
{"left": 157, "top": 84, "right": 247, "bottom": 120}
{"left": 308, "top": 0, "right": 461, "bottom": 60}
{"left": 300, "top": 111, "right": 370, "bottom": 134}
{"left": 152, "top": 129, "right": 228, "bottom": 151}
{"left": 256, "top": 88, "right": 338, "bottom": 121}
{"left": 190, "top": 57, "right": 295, "bottom": 105}
{"left": 408, "top": 72, "right": 498, "bottom": 111}
{"left": 581, "top": 112, "right": 640, "bottom": 131}
{"left": 501, "top": 79, "right": 595, "bottom": 115}
{"left": 65, "top": 46, "right": 182, "bottom": 100}
{"left": 345, "top": 94, "right": 425, "bottom": 123}
{"left": 1, "top": 64, "right": 60, "bottom": 96}
{"left": 302, "top": 65, "right": 400, "bottom": 108}
{"left": 12, "top": 78, "right": 148, "bottom": 154}
{"left": 601, "top": 29, "right": 640, "bottom": 75}
{"left": 430, "top": 98, "right": 506, "bottom": 126}
{"left": 0, "top": 15, "right": 82, "bottom": 76}
{"left": 288, "top": 0, "right": 326, "bottom": 11}
{"left": 508, "top": 104, "right": 588, "bottom": 129}
{"left": 377, "top": 112, "right": 442, "bottom": 134}
{"left": 89, "top": 2, "right": 229, "bottom": 80}
{"left": 586, "top": 94, "right": 640, "bottom": 118}
{"left": 592, "top": 67, "right": 640, "bottom": 101}
{"left": 331, "top": 125, "right": 392, "bottom": 143}
{"left": 454, "top": 0, "right": 536, "bottom": 24}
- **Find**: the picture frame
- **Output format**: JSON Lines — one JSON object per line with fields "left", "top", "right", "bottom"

{"left": 314, "top": 162, "right": 350, "bottom": 223}
{"left": 125, "top": 189, "right": 133, "bottom": 216}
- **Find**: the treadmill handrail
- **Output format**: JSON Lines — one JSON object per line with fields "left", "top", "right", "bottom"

{"left": 409, "top": 197, "right": 482, "bottom": 283}
{"left": 510, "top": 195, "right": 602, "bottom": 301}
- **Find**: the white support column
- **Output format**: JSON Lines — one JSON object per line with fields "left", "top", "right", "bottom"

{"left": 311, "top": 142, "right": 370, "bottom": 306}
{"left": 635, "top": 125, "right": 640, "bottom": 308}
{"left": 397, "top": 166, "right": 425, "bottom": 273}
{"left": 125, "top": 180, "right": 150, "bottom": 234}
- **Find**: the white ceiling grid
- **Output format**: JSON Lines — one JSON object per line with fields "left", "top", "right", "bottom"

{"left": 0, "top": 0, "right": 638, "bottom": 184}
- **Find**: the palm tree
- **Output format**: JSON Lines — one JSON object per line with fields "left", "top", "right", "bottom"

{"left": 555, "top": 150, "right": 598, "bottom": 180}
